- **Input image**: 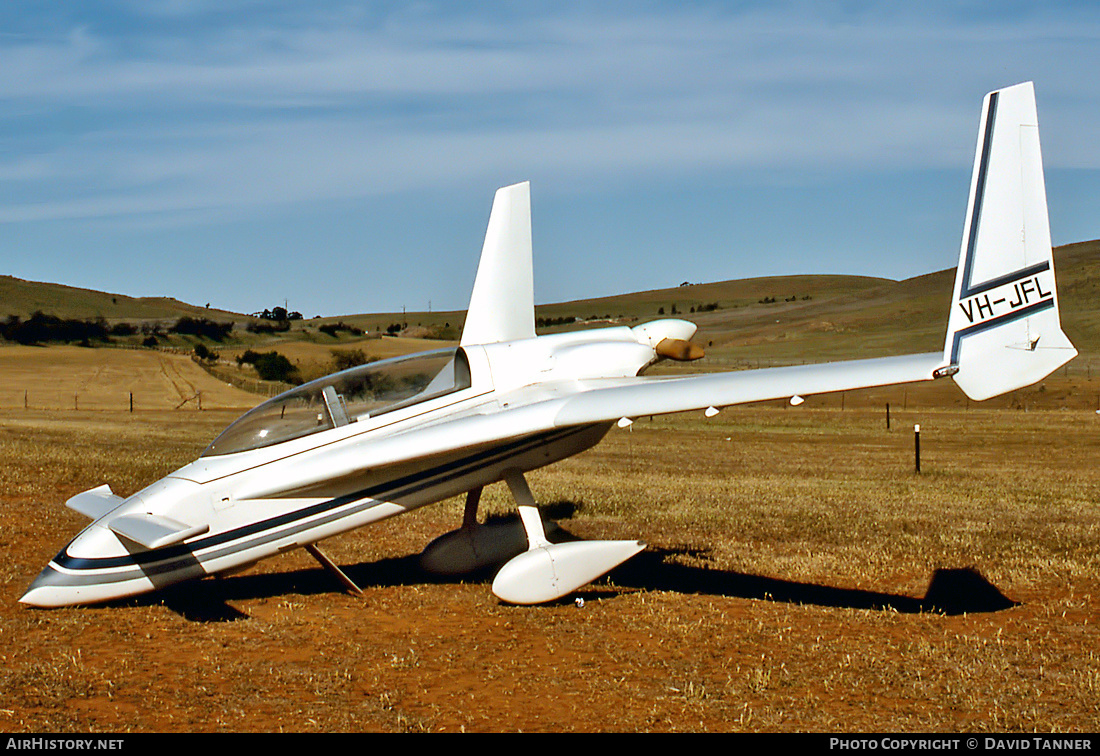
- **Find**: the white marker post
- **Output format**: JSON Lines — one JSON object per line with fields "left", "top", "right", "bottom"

{"left": 914, "top": 424, "right": 921, "bottom": 474}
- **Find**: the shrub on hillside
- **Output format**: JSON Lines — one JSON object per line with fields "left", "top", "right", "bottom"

{"left": 0, "top": 312, "right": 111, "bottom": 345}
{"left": 170, "top": 316, "right": 233, "bottom": 341}
{"left": 331, "top": 349, "right": 371, "bottom": 372}
{"left": 238, "top": 349, "right": 300, "bottom": 383}
{"left": 193, "top": 343, "right": 218, "bottom": 362}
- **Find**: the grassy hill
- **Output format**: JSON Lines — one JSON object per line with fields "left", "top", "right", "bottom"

{"left": 0, "top": 274, "right": 251, "bottom": 324}
{"left": 526, "top": 240, "right": 1100, "bottom": 370}
{"left": 3, "top": 240, "right": 1099, "bottom": 367}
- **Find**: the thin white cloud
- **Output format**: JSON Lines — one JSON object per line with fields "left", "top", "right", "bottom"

{"left": 0, "top": 2, "right": 1098, "bottom": 314}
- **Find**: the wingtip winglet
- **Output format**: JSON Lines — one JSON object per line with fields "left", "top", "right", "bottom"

{"left": 944, "top": 82, "right": 1076, "bottom": 401}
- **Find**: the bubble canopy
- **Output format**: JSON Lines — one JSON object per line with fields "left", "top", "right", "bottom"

{"left": 203, "top": 348, "right": 472, "bottom": 457}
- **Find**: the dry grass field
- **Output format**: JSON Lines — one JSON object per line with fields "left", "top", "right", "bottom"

{"left": 3, "top": 242, "right": 1100, "bottom": 732}
{"left": 2, "top": 378, "right": 1099, "bottom": 732}
{"left": 0, "top": 346, "right": 258, "bottom": 412}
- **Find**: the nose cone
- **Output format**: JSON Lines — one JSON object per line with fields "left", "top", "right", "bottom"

{"left": 21, "top": 476, "right": 206, "bottom": 609}
{"left": 20, "top": 526, "right": 155, "bottom": 608}
{"left": 20, "top": 555, "right": 158, "bottom": 608}
{"left": 20, "top": 562, "right": 81, "bottom": 608}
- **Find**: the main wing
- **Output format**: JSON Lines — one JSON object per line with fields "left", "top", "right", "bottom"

{"left": 226, "top": 352, "right": 941, "bottom": 502}
{"left": 555, "top": 353, "right": 945, "bottom": 426}
{"left": 245, "top": 83, "right": 1075, "bottom": 499}
{"left": 557, "top": 82, "right": 1074, "bottom": 425}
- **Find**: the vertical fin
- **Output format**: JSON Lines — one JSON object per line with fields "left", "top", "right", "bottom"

{"left": 944, "top": 82, "right": 1076, "bottom": 400}
{"left": 460, "top": 181, "right": 535, "bottom": 346}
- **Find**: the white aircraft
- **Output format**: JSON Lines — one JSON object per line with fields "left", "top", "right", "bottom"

{"left": 21, "top": 82, "right": 1076, "bottom": 608}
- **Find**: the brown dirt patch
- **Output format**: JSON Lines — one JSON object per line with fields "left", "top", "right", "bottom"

{"left": 2, "top": 403, "right": 1099, "bottom": 733}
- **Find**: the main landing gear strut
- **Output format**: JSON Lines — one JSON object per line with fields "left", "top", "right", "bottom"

{"left": 420, "top": 468, "right": 646, "bottom": 604}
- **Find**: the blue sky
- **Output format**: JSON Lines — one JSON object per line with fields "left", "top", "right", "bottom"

{"left": 1, "top": 1, "right": 1098, "bottom": 317}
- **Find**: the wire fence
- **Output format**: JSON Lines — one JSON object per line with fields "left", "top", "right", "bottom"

{"left": 192, "top": 359, "right": 294, "bottom": 398}
{"left": 1, "top": 347, "right": 1096, "bottom": 412}
{"left": 0, "top": 348, "right": 286, "bottom": 412}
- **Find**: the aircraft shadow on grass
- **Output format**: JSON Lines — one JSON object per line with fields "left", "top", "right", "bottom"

{"left": 132, "top": 517, "right": 1016, "bottom": 623}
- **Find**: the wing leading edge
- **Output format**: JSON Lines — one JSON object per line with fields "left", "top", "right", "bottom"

{"left": 551, "top": 83, "right": 1072, "bottom": 421}
{"left": 232, "top": 353, "right": 944, "bottom": 501}
{"left": 455, "top": 83, "right": 1071, "bottom": 427}
{"left": 553, "top": 352, "right": 946, "bottom": 427}
{"left": 247, "top": 82, "right": 1073, "bottom": 498}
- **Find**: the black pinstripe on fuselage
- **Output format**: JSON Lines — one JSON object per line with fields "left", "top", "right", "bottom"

{"left": 49, "top": 424, "right": 605, "bottom": 585}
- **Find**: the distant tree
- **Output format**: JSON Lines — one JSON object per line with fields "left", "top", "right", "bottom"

{"left": 247, "top": 320, "right": 290, "bottom": 334}
{"left": 0, "top": 312, "right": 110, "bottom": 345}
{"left": 193, "top": 343, "right": 218, "bottom": 362}
{"left": 240, "top": 350, "right": 299, "bottom": 383}
{"left": 319, "top": 322, "right": 365, "bottom": 338}
{"left": 237, "top": 350, "right": 262, "bottom": 366}
{"left": 331, "top": 349, "right": 371, "bottom": 372}
{"left": 255, "top": 352, "right": 298, "bottom": 383}
{"left": 170, "top": 317, "right": 233, "bottom": 341}
{"left": 536, "top": 315, "right": 577, "bottom": 328}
